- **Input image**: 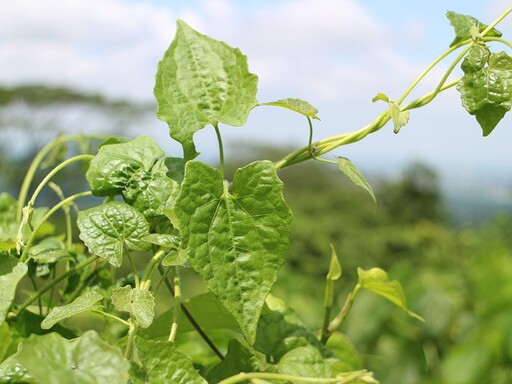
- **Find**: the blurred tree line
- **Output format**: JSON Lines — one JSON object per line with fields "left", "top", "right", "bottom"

{"left": 2, "top": 85, "right": 512, "bottom": 383}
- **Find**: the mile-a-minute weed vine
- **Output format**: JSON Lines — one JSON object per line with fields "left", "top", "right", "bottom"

{"left": 0, "top": 7, "right": 511, "bottom": 384}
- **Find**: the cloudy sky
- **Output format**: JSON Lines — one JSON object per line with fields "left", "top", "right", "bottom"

{"left": 1, "top": 0, "right": 512, "bottom": 177}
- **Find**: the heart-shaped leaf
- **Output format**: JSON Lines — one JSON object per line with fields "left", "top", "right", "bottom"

{"left": 111, "top": 286, "right": 155, "bottom": 328}
{"left": 154, "top": 20, "right": 258, "bottom": 160}
{"left": 457, "top": 45, "right": 512, "bottom": 136}
{"left": 77, "top": 201, "right": 151, "bottom": 267}
{"left": 175, "top": 160, "right": 292, "bottom": 343}
{"left": 446, "top": 11, "right": 501, "bottom": 47}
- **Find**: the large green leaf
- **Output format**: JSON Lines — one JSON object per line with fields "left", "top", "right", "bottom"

{"left": 154, "top": 20, "right": 258, "bottom": 160}
{"left": 41, "top": 291, "right": 103, "bottom": 329}
{"left": 28, "top": 237, "right": 70, "bottom": 263}
{"left": 357, "top": 267, "right": 423, "bottom": 321}
{"left": 77, "top": 201, "right": 151, "bottom": 267}
{"left": 12, "top": 331, "right": 129, "bottom": 384}
{"left": 457, "top": 45, "right": 512, "bottom": 136}
{"left": 85, "top": 135, "right": 164, "bottom": 196}
{"left": 0, "top": 254, "right": 28, "bottom": 324}
{"left": 134, "top": 337, "right": 207, "bottom": 383}
{"left": 175, "top": 160, "right": 292, "bottom": 343}
{"left": 336, "top": 157, "right": 376, "bottom": 205}
{"left": 111, "top": 286, "right": 155, "bottom": 328}
{"left": 446, "top": 11, "right": 501, "bottom": 47}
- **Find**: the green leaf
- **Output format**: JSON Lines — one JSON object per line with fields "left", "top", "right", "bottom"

{"left": 326, "top": 244, "right": 342, "bottom": 281}
{"left": 123, "top": 158, "right": 180, "bottom": 219}
{"left": 28, "top": 237, "right": 70, "bottom": 263}
{"left": 457, "top": 45, "right": 512, "bottom": 136}
{"left": 41, "top": 291, "right": 103, "bottom": 329}
{"left": 446, "top": 11, "right": 502, "bottom": 47}
{"left": 206, "top": 339, "right": 260, "bottom": 383}
{"left": 134, "top": 337, "right": 207, "bottom": 383}
{"left": 336, "top": 157, "right": 376, "bottom": 205}
{"left": 357, "top": 267, "right": 423, "bottom": 321}
{"left": 325, "top": 332, "right": 363, "bottom": 373}
{"left": 261, "top": 98, "right": 320, "bottom": 120}
{"left": 0, "top": 254, "right": 28, "bottom": 324}
{"left": 142, "top": 234, "right": 180, "bottom": 249}
{"left": 77, "top": 201, "right": 151, "bottom": 267}
{"left": 154, "top": 20, "right": 258, "bottom": 160}
{"left": 0, "top": 323, "right": 14, "bottom": 362}
{"left": 255, "top": 294, "right": 333, "bottom": 361}
{"left": 111, "top": 286, "right": 155, "bottom": 328}
{"left": 86, "top": 135, "right": 165, "bottom": 196}
{"left": 175, "top": 160, "right": 292, "bottom": 343}
{"left": 278, "top": 346, "right": 333, "bottom": 379}
{"left": 12, "top": 331, "right": 129, "bottom": 384}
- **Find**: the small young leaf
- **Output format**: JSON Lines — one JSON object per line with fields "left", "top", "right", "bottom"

{"left": 336, "top": 157, "right": 376, "bottom": 205}
{"left": 111, "top": 286, "right": 155, "bottom": 328}
{"left": 86, "top": 135, "right": 165, "bottom": 196}
{"left": 357, "top": 267, "right": 423, "bottom": 321}
{"left": 0, "top": 254, "right": 28, "bottom": 324}
{"left": 175, "top": 160, "right": 293, "bottom": 343}
{"left": 389, "top": 100, "right": 409, "bottom": 133}
{"left": 457, "top": 45, "right": 512, "bottom": 136}
{"left": 325, "top": 332, "right": 363, "bottom": 372}
{"left": 206, "top": 339, "right": 260, "bottom": 383}
{"left": 154, "top": 20, "right": 258, "bottom": 160}
{"left": 261, "top": 98, "right": 320, "bottom": 120}
{"left": 12, "top": 331, "right": 129, "bottom": 384}
{"left": 134, "top": 337, "right": 207, "bottom": 384}
{"left": 41, "top": 291, "right": 103, "bottom": 329}
{"left": 372, "top": 93, "right": 390, "bottom": 103}
{"left": 77, "top": 201, "right": 151, "bottom": 267}
{"left": 446, "top": 11, "right": 502, "bottom": 47}
{"left": 326, "top": 244, "right": 342, "bottom": 281}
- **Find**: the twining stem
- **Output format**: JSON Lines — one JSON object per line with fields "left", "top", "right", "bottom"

{"left": 324, "top": 285, "right": 361, "bottom": 342}
{"left": 218, "top": 370, "right": 376, "bottom": 384}
{"left": 16, "top": 134, "right": 111, "bottom": 222}
{"left": 214, "top": 123, "right": 225, "bottom": 177}
{"left": 12, "top": 255, "right": 99, "bottom": 317}
{"left": 124, "top": 321, "right": 138, "bottom": 359}
{"left": 19, "top": 191, "right": 93, "bottom": 262}
{"left": 47, "top": 182, "right": 73, "bottom": 250}
{"left": 481, "top": 6, "right": 512, "bottom": 36}
{"left": 126, "top": 253, "right": 140, "bottom": 289}
{"left": 168, "top": 268, "right": 181, "bottom": 342}
{"left": 140, "top": 250, "right": 165, "bottom": 290}
{"left": 157, "top": 264, "right": 224, "bottom": 360}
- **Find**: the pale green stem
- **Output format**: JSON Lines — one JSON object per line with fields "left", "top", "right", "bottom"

{"left": 168, "top": 268, "right": 181, "bottom": 342}
{"left": 324, "top": 285, "right": 361, "bottom": 341}
{"left": 124, "top": 321, "right": 138, "bottom": 359}
{"left": 481, "top": 6, "right": 512, "bottom": 36}
{"left": 126, "top": 253, "right": 140, "bottom": 289}
{"left": 48, "top": 182, "right": 73, "bottom": 250}
{"left": 16, "top": 134, "right": 111, "bottom": 222}
{"left": 482, "top": 36, "right": 512, "bottom": 49}
{"left": 91, "top": 309, "right": 131, "bottom": 328}
{"left": 19, "top": 191, "right": 93, "bottom": 262}
{"left": 140, "top": 250, "right": 165, "bottom": 290}
{"left": 218, "top": 370, "right": 375, "bottom": 384}
{"left": 214, "top": 123, "right": 225, "bottom": 177}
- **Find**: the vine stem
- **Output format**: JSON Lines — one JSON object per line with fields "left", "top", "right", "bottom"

{"left": 218, "top": 370, "right": 376, "bottom": 384}
{"left": 214, "top": 123, "right": 225, "bottom": 177}
{"left": 11, "top": 255, "right": 99, "bottom": 318}
{"left": 324, "top": 285, "right": 361, "bottom": 341}
{"left": 157, "top": 264, "right": 225, "bottom": 360}
{"left": 481, "top": 6, "right": 512, "bottom": 37}
{"left": 91, "top": 309, "right": 131, "bottom": 328}
{"left": 124, "top": 321, "right": 138, "bottom": 359}
{"left": 19, "top": 191, "right": 93, "bottom": 262}
{"left": 16, "top": 134, "right": 111, "bottom": 222}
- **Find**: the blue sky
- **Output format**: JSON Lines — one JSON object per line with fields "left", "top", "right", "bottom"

{"left": 1, "top": 0, "right": 512, "bottom": 180}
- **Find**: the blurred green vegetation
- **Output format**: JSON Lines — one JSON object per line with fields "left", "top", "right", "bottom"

{"left": 2, "top": 85, "right": 512, "bottom": 383}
